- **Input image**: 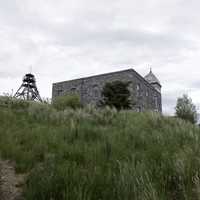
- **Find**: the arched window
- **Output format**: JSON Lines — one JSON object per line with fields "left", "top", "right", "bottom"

{"left": 70, "top": 87, "right": 76, "bottom": 94}
{"left": 57, "top": 89, "right": 63, "bottom": 95}
{"left": 136, "top": 84, "right": 141, "bottom": 97}
{"left": 57, "top": 86, "right": 63, "bottom": 96}
{"left": 146, "top": 90, "right": 149, "bottom": 97}
{"left": 136, "top": 106, "right": 142, "bottom": 112}
{"left": 93, "top": 85, "right": 99, "bottom": 98}
{"left": 154, "top": 95, "right": 158, "bottom": 111}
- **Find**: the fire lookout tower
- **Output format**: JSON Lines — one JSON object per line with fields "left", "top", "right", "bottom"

{"left": 14, "top": 73, "right": 42, "bottom": 102}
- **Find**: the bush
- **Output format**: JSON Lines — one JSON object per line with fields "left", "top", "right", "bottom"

{"left": 175, "top": 94, "right": 198, "bottom": 124}
{"left": 52, "top": 94, "right": 82, "bottom": 110}
{"left": 28, "top": 102, "right": 54, "bottom": 122}
{"left": 0, "top": 96, "right": 29, "bottom": 110}
{"left": 101, "top": 81, "right": 132, "bottom": 110}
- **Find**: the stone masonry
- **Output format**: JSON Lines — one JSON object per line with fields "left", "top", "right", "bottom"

{"left": 52, "top": 68, "right": 162, "bottom": 112}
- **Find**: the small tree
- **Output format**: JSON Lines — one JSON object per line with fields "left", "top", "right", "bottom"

{"left": 101, "top": 81, "right": 132, "bottom": 110}
{"left": 53, "top": 94, "right": 82, "bottom": 110}
{"left": 175, "top": 94, "right": 197, "bottom": 124}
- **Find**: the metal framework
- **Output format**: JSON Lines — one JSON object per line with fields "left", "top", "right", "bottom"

{"left": 14, "top": 73, "right": 42, "bottom": 102}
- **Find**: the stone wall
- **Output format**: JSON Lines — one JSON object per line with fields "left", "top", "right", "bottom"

{"left": 52, "top": 69, "right": 162, "bottom": 112}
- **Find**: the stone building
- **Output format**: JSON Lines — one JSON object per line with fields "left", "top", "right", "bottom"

{"left": 52, "top": 68, "right": 162, "bottom": 112}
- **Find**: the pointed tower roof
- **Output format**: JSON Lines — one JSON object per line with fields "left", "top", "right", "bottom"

{"left": 144, "top": 68, "right": 161, "bottom": 86}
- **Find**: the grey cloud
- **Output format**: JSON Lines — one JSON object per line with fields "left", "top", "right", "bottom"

{"left": 0, "top": 70, "right": 23, "bottom": 78}
{"left": 186, "top": 81, "right": 200, "bottom": 90}
{"left": 52, "top": 27, "right": 195, "bottom": 49}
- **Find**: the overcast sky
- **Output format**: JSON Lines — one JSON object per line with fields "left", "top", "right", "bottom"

{"left": 0, "top": 0, "right": 200, "bottom": 115}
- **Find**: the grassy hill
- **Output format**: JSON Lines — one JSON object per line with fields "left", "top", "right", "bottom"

{"left": 0, "top": 97, "right": 200, "bottom": 200}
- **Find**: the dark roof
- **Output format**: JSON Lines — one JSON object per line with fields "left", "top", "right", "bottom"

{"left": 144, "top": 69, "right": 161, "bottom": 86}
{"left": 53, "top": 68, "right": 161, "bottom": 94}
{"left": 53, "top": 68, "right": 132, "bottom": 84}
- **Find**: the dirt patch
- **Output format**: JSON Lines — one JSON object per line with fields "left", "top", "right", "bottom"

{"left": 0, "top": 159, "right": 26, "bottom": 200}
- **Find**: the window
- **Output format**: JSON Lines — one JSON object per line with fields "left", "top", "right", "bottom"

{"left": 136, "top": 84, "right": 141, "bottom": 97}
{"left": 70, "top": 87, "right": 76, "bottom": 94}
{"left": 154, "top": 95, "right": 159, "bottom": 111}
{"left": 93, "top": 85, "right": 99, "bottom": 98}
{"left": 57, "top": 89, "right": 63, "bottom": 95}
{"left": 136, "top": 106, "right": 142, "bottom": 112}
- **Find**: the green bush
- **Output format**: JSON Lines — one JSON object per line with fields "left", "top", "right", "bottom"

{"left": 28, "top": 102, "right": 54, "bottom": 122}
{"left": 101, "top": 81, "right": 132, "bottom": 110}
{"left": 52, "top": 94, "right": 82, "bottom": 110}
{"left": 0, "top": 96, "right": 29, "bottom": 110}
{"left": 175, "top": 94, "right": 198, "bottom": 124}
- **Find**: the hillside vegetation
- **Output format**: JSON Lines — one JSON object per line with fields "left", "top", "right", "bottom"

{"left": 1, "top": 97, "right": 200, "bottom": 200}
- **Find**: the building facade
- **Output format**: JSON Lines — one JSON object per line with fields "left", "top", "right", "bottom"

{"left": 52, "top": 68, "right": 162, "bottom": 112}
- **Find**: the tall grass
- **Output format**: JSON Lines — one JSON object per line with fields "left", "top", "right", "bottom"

{"left": 0, "top": 97, "right": 200, "bottom": 199}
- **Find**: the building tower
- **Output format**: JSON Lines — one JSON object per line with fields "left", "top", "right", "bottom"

{"left": 144, "top": 69, "right": 161, "bottom": 93}
{"left": 14, "top": 73, "right": 42, "bottom": 102}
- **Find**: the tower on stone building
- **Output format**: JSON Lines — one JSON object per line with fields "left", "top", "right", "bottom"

{"left": 144, "top": 68, "right": 161, "bottom": 93}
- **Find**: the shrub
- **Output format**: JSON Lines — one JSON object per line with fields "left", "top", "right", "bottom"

{"left": 101, "top": 81, "right": 132, "bottom": 110}
{"left": 0, "top": 96, "right": 29, "bottom": 110}
{"left": 28, "top": 102, "right": 53, "bottom": 122}
{"left": 52, "top": 94, "right": 82, "bottom": 110}
{"left": 175, "top": 94, "right": 198, "bottom": 124}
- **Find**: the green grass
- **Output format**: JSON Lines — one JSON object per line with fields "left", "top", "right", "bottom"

{"left": 1, "top": 97, "right": 200, "bottom": 199}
